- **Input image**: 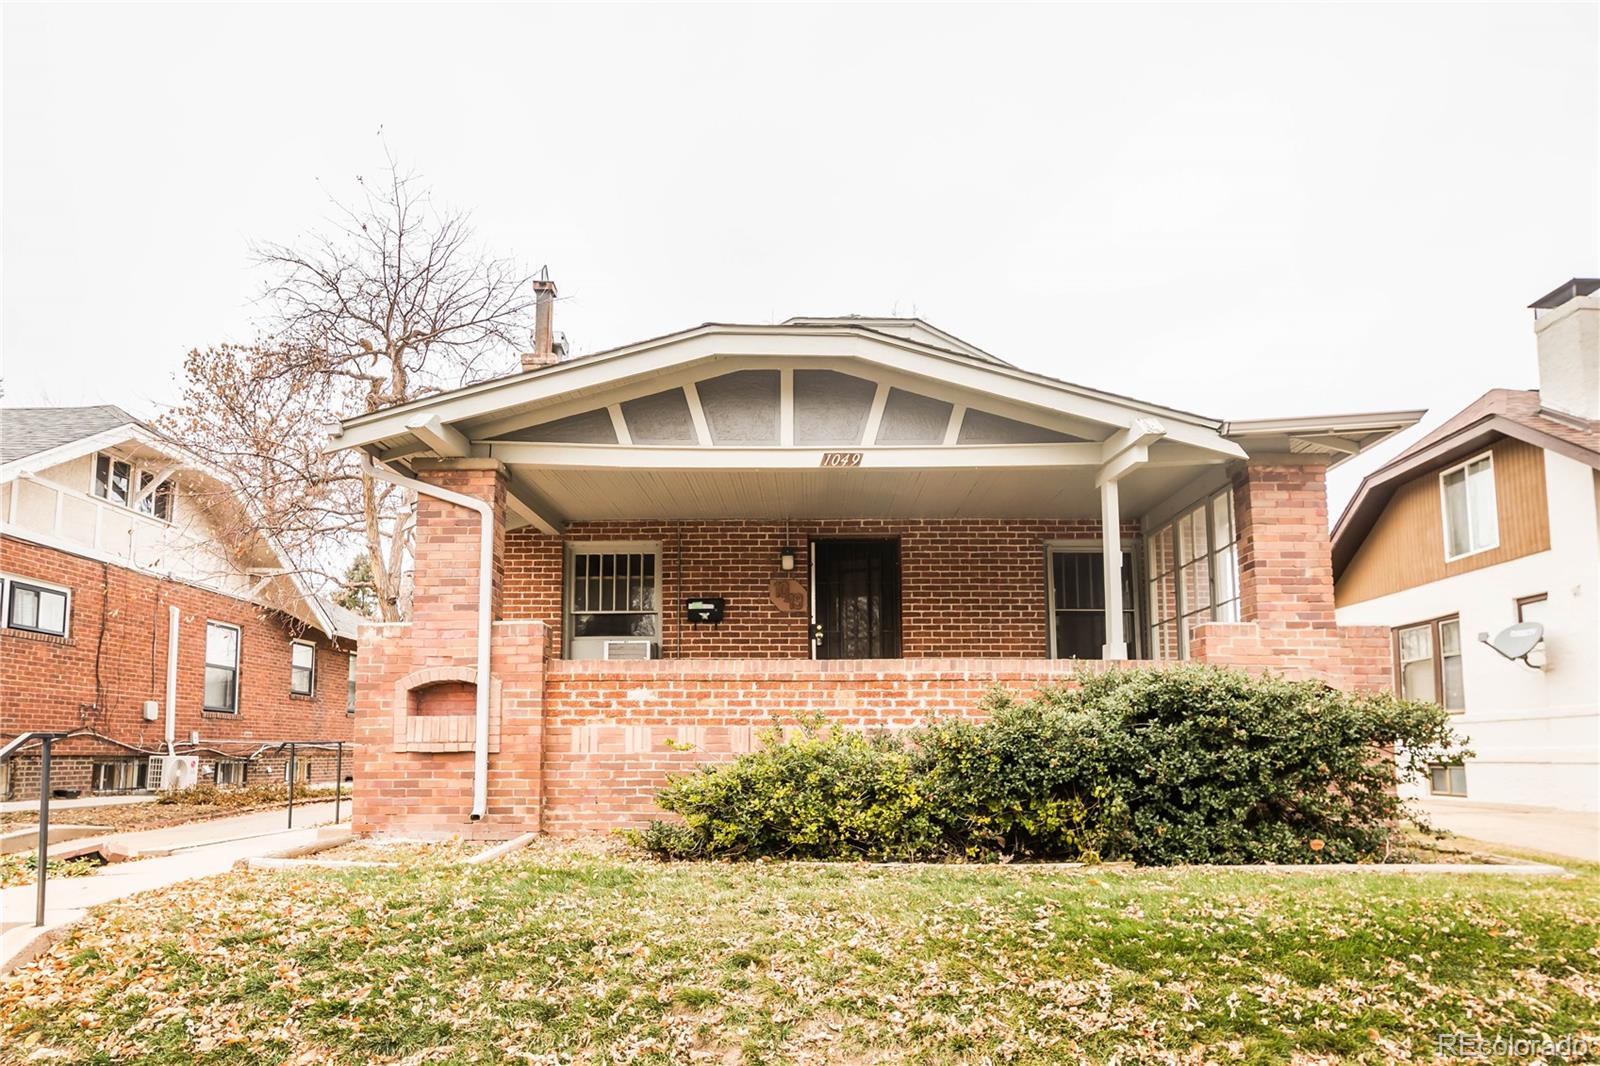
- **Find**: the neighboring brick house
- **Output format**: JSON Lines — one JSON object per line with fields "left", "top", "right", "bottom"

{"left": 0, "top": 406, "right": 359, "bottom": 799}
{"left": 1334, "top": 279, "right": 1600, "bottom": 813}
{"left": 330, "top": 287, "right": 1425, "bottom": 839}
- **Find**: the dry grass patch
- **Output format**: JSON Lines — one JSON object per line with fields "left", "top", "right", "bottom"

{"left": 2, "top": 839, "right": 1597, "bottom": 1064}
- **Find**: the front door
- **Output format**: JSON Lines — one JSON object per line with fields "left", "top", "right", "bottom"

{"left": 811, "top": 539, "right": 901, "bottom": 659}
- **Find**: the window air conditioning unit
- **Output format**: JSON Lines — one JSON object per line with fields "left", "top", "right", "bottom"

{"left": 603, "top": 640, "right": 654, "bottom": 661}
{"left": 148, "top": 754, "right": 199, "bottom": 792}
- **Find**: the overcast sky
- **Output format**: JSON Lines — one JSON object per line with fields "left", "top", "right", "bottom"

{"left": 4, "top": 3, "right": 1596, "bottom": 510}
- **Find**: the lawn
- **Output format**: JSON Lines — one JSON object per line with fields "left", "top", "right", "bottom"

{"left": 3, "top": 840, "right": 1597, "bottom": 1064}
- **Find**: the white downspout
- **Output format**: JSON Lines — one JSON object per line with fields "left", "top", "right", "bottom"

{"left": 165, "top": 605, "right": 180, "bottom": 756}
{"left": 362, "top": 454, "right": 495, "bottom": 820}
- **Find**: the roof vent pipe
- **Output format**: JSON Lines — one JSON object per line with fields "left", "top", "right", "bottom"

{"left": 523, "top": 271, "right": 561, "bottom": 372}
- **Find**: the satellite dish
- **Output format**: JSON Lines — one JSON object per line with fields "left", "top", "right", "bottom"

{"left": 1479, "top": 622, "right": 1545, "bottom": 667}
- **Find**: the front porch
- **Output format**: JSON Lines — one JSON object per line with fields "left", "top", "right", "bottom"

{"left": 336, "top": 316, "right": 1416, "bottom": 837}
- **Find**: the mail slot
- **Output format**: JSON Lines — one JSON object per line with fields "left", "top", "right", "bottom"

{"left": 685, "top": 597, "right": 726, "bottom": 625}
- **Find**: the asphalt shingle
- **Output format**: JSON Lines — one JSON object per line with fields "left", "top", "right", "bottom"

{"left": 0, "top": 405, "right": 144, "bottom": 465}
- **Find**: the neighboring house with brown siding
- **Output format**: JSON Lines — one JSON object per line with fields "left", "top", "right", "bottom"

{"left": 326, "top": 286, "right": 1425, "bottom": 839}
{"left": 1334, "top": 279, "right": 1600, "bottom": 813}
{"left": 0, "top": 406, "right": 359, "bottom": 799}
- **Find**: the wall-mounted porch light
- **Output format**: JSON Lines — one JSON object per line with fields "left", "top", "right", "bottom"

{"left": 779, "top": 546, "right": 797, "bottom": 572}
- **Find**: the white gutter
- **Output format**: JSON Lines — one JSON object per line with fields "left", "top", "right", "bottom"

{"left": 165, "top": 605, "right": 180, "bottom": 756}
{"left": 361, "top": 454, "right": 495, "bottom": 820}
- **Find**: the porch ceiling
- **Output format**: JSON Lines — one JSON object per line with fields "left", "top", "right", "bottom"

{"left": 503, "top": 460, "right": 1210, "bottom": 523}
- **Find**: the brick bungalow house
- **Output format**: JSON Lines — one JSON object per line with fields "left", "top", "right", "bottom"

{"left": 0, "top": 406, "right": 358, "bottom": 799}
{"left": 330, "top": 287, "right": 1425, "bottom": 839}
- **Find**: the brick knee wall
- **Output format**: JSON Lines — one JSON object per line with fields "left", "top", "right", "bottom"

{"left": 540, "top": 658, "right": 1137, "bottom": 834}
{"left": 1189, "top": 621, "right": 1395, "bottom": 693}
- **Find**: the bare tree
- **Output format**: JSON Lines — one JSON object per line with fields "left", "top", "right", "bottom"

{"left": 162, "top": 159, "right": 539, "bottom": 620}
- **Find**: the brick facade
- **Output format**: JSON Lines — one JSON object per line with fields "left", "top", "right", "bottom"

{"left": 0, "top": 534, "right": 355, "bottom": 799}
{"left": 351, "top": 457, "right": 1397, "bottom": 840}
{"left": 506, "top": 518, "right": 1141, "bottom": 659}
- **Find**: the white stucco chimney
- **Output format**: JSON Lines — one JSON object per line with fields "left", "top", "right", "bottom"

{"left": 522, "top": 273, "right": 562, "bottom": 372}
{"left": 1531, "top": 278, "right": 1600, "bottom": 422}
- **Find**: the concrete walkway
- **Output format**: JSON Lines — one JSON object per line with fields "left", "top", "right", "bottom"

{"left": 1419, "top": 799, "right": 1600, "bottom": 863}
{"left": 0, "top": 802, "right": 344, "bottom": 973}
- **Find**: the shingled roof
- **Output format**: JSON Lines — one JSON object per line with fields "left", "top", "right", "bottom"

{"left": 1391, "top": 388, "right": 1598, "bottom": 465}
{"left": 0, "top": 405, "right": 145, "bottom": 465}
{"left": 1331, "top": 388, "right": 1599, "bottom": 577}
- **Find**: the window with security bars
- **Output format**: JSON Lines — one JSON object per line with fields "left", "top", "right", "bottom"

{"left": 214, "top": 760, "right": 248, "bottom": 787}
{"left": 569, "top": 548, "right": 660, "bottom": 639}
{"left": 1147, "top": 487, "right": 1240, "bottom": 659}
{"left": 93, "top": 759, "right": 148, "bottom": 793}
{"left": 1049, "top": 550, "right": 1136, "bottom": 659}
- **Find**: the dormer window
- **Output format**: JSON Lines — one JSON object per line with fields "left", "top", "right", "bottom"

{"left": 93, "top": 454, "right": 173, "bottom": 521}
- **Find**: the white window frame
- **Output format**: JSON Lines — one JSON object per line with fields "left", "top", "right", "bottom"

{"left": 290, "top": 639, "right": 317, "bottom": 696}
{"left": 204, "top": 620, "right": 242, "bottom": 714}
{"left": 92, "top": 758, "right": 148, "bottom": 793}
{"left": 564, "top": 541, "right": 663, "bottom": 657}
{"left": 1145, "top": 486, "right": 1240, "bottom": 659}
{"left": 0, "top": 572, "right": 72, "bottom": 638}
{"left": 346, "top": 653, "right": 357, "bottom": 715}
{"left": 92, "top": 452, "right": 174, "bottom": 522}
{"left": 1439, "top": 451, "right": 1499, "bottom": 562}
{"left": 213, "top": 759, "right": 248, "bottom": 788}
{"left": 1045, "top": 540, "right": 1142, "bottom": 659}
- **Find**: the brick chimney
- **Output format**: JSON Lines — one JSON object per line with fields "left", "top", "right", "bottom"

{"left": 522, "top": 274, "right": 561, "bottom": 372}
{"left": 1532, "top": 277, "right": 1600, "bottom": 423}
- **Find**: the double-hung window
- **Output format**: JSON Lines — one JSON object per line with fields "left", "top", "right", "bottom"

{"left": 1440, "top": 453, "right": 1498, "bottom": 560}
{"left": 1147, "top": 487, "right": 1240, "bottom": 658}
{"left": 205, "top": 621, "right": 242, "bottom": 713}
{"left": 1395, "top": 616, "right": 1465, "bottom": 712}
{"left": 2, "top": 575, "right": 70, "bottom": 637}
{"left": 290, "top": 640, "right": 316, "bottom": 696}
{"left": 346, "top": 654, "right": 357, "bottom": 715}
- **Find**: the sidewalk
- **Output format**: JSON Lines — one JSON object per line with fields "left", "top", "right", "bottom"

{"left": 1, "top": 801, "right": 344, "bottom": 973}
{"left": 1419, "top": 799, "right": 1600, "bottom": 863}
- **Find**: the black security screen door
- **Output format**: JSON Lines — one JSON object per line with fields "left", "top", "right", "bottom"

{"left": 812, "top": 539, "right": 901, "bottom": 659}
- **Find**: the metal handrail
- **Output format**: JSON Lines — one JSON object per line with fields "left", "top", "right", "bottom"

{"left": 1, "top": 731, "right": 73, "bottom": 927}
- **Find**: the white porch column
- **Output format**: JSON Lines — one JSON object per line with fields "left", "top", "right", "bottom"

{"left": 1100, "top": 477, "right": 1128, "bottom": 660}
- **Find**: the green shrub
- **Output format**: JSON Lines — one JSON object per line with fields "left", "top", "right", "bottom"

{"left": 638, "top": 724, "right": 942, "bottom": 860}
{"left": 631, "top": 665, "right": 1466, "bottom": 865}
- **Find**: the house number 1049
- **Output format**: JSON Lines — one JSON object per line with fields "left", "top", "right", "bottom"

{"left": 819, "top": 452, "right": 863, "bottom": 467}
